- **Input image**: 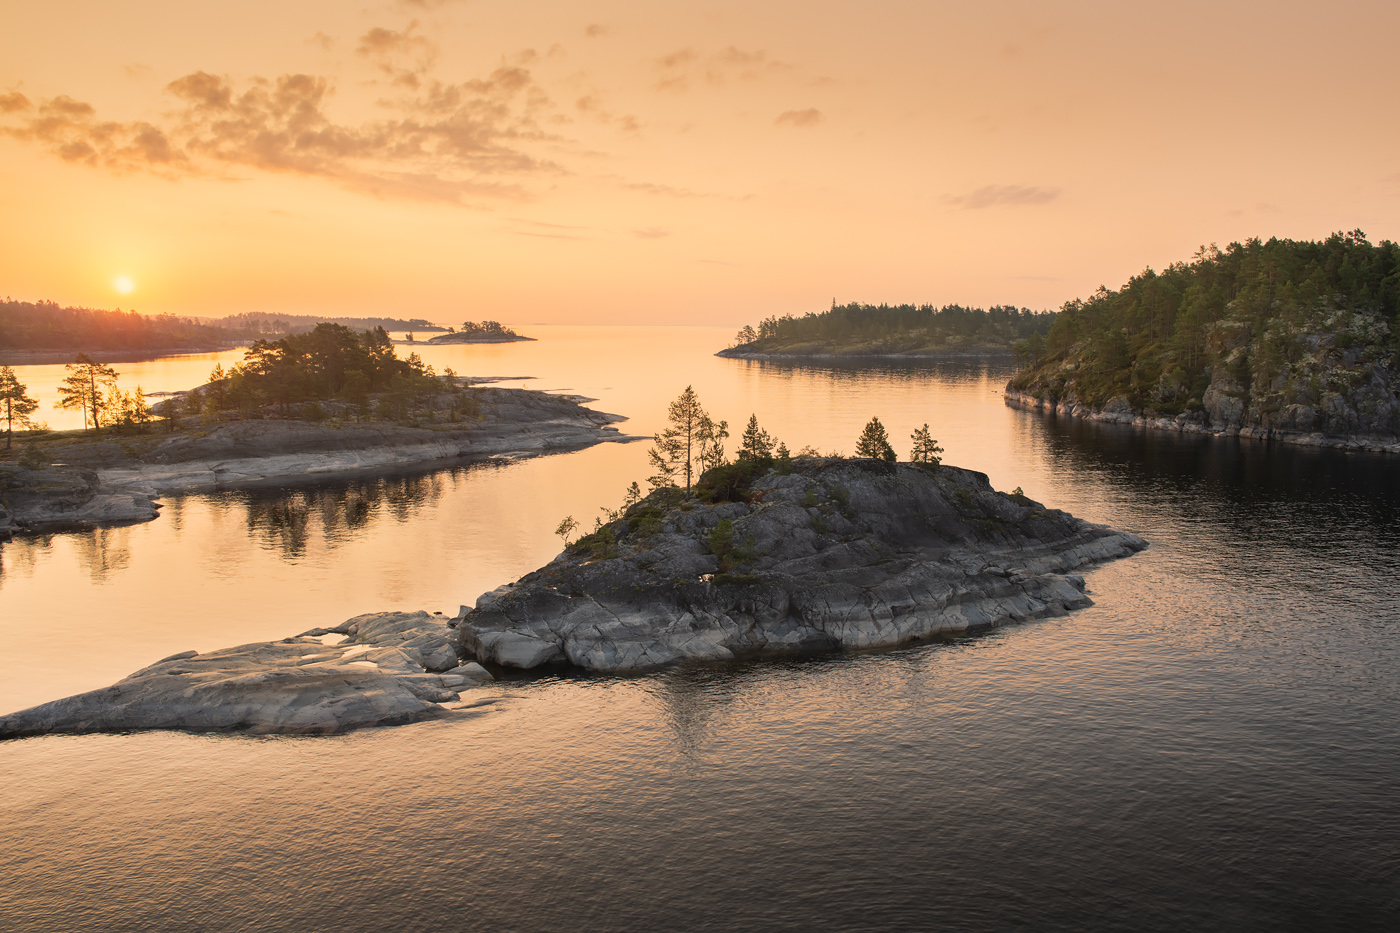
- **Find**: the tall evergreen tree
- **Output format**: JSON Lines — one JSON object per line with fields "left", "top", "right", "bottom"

{"left": 55, "top": 354, "right": 119, "bottom": 432}
{"left": 738, "top": 414, "right": 775, "bottom": 460}
{"left": 0, "top": 366, "right": 40, "bottom": 449}
{"left": 648, "top": 385, "right": 713, "bottom": 490}
{"left": 855, "top": 416, "right": 897, "bottom": 461}
{"left": 909, "top": 423, "right": 944, "bottom": 468}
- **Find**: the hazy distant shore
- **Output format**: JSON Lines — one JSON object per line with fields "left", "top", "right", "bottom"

{"left": 0, "top": 345, "right": 244, "bottom": 365}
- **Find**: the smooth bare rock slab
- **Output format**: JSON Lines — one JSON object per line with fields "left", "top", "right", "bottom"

{"left": 0, "top": 463, "right": 160, "bottom": 537}
{"left": 454, "top": 458, "right": 1147, "bottom": 673}
{"left": 0, "top": 611, "right": 493, "bottom": 739}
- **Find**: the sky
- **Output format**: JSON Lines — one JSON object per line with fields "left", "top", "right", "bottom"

{"left": 1, "top": 0, "right": 1397, "bottom": 326}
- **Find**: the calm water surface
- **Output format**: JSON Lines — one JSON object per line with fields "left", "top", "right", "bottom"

{"left": 2, "top": 326, "right": 1398, "bottom": 931}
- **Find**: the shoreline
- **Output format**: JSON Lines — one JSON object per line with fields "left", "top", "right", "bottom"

{"left": 1004, "top": 389, "right": 1400, "bottom": 454}
{"left": 0, "top": 345, "right": 243, "bottom": 365}
{"left": 1, "top": 389, "right": 644, "bottom": 536}
{"left": 716, "top": 346, "right": 1018, "bottom": 361}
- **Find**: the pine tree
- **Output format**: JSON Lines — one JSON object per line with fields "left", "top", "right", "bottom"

{"left": 648, "top": 385, "right": 714, "bottom": 490}
{"left": 738, "top": 414, "right": 774, "bottom": 460}
{"left": 909, "top": 423, "right": 944, "bottom": 468}
{"left": 854, "top": 416, "right": 896, "bottom": 461}
{"left": 0, "top": 366, "right": 40, "bottom": 449}
{"left": 55, "top": 354, "right": 119, "bottom": 432}
{"left": 697, "top": 414, "right": 730, "bottom": 474}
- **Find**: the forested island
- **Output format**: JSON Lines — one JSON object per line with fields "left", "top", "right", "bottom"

{"left": 0, "top": 298, "right": 445, "bottom": 360}
{"left": 718, "top": 302, "right": 1056, "bottom": 359}
{"left": 1005, "top": 232, "right": 1400, "bottom": 450}
{"left": 423, "top": 320, "right": 533, "bottom": 344}
{"left": 0, "top": 322, "right": 629, "bottom": 536}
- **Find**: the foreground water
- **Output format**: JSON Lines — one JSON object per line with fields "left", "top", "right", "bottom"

{"left": 2, "top": 326, "right": 1398, "bottom": 930}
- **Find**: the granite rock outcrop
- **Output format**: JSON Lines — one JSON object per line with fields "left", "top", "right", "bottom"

{"left": 0, "top": 610, "right": 492, "bottom": 738}
{"left": 453, "top": 458, "right": 1146, "bottom": 672}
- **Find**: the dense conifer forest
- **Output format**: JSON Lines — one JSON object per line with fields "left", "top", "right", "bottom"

{"left": 1008, "top": 232, "right": 1400, "bottom": 421}
{"left": 725, "top": 302, "right": 1055, "bottom": 356}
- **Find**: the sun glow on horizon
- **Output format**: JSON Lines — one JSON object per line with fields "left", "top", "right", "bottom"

{"left": 113, "top": 275, "right": 135, "bottom": 295}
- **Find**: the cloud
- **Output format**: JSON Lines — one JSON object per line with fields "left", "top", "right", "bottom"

{"left": 574, "top": 94, "right": 641, "bottom": 133}
{"left": 585, "top": 24, "right": 608, "bottom": 38}
{"left": 0, "top": 92, "right": 184, "bottom": 170}
{"left": 0, "top": 64, "right": 566, "bottom": 203}
{"left": 307, "top": 32, "right": 335, "bottom": 51}
{"left": 624, "top": 181, "right": 697, "bottom": 198}
{"left": 657, "top": 48, "right": 697, "bottom": 69}
{"left": 654, "top": 46, "right": 792, "bottom": 92}
{"left": 123, "top": 63, "right": 153, "bottom": 79}
{"left": 942, "top": 185, "right": 1060, "bottom": 209}
{"left": 356, "top": 22, "right": 437, "bottom": 88}
{"left": 633, "top": 227, "right": 669, "bottom": 239}
{"left": 0, "top": 92, "right": 32, "bottom": 114}
{"left": 774, "top": 108, "right": 822, "bottom": 127}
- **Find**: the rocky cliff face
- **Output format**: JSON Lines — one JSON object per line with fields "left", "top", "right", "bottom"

{"left": 1007, "top": 308, "right": 1400, "bottom": 451}
{"left": 452, "top": 458, "right": 1146, "bottom": 672}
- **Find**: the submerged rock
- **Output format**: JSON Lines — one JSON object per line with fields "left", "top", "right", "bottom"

{"left": 0, "top": 610, "right": 493, "bottom": 739}
{"left": 453, "top": 458, "right": 1147, "bottom": 672}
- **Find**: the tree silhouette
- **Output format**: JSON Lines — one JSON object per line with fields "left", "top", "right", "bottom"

{"left": 649, "top": 385, "right": 717, "bottom": 490}
{"left": 56, "top": 354, "right": 119, "bottom": 432}
{"left": 909, "top": 423, "right": 944, "bottom": 468}
{"left": 0, "top": 366, "right": 40, "bottom": 449}
{"left": 855, "top": 416, "right": 896, "bottom": 461}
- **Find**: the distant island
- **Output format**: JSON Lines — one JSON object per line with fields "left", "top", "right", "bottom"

{"left": 0, "top": 299, "right": 446, "bottom": 361}
{"left": 420, "top": 320, "right": 534, "bottom": 345}
{"left": 211, "top": 311, "right": 446, "bottom": 336}
{"left": 717, "top": 302, "right": 1056, "bottom": 359}
{"left": 1005, "top": 231, "right": 1400, "bottom": 452}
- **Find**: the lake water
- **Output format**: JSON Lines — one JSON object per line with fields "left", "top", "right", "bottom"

{"left": 2, "top": 325, "right": 1398, "bottom": 931}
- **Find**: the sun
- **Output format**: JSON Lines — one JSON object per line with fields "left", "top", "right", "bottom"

{"left": 113, "top": 275, "right": 135, "bottom": 295}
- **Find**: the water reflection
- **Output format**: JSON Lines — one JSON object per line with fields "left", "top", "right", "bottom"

{"left": 0, "top": 533, "right": 48, "bottom": 581}
{"left": 73, "top": 526, "right": 135, "bottom": 583}
{"left": 233, "top": 465, "right": 493, "bottom": 560}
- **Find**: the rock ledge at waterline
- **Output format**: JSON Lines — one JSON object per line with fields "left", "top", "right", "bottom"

{"left": 0, "top": 611, "right": 493, "bottom": 738}
{"left": 0, "top": 388, "right": 639, "bottom": 537}
{"left": 453, "top": 458, "right": 1147, "bottom": 673}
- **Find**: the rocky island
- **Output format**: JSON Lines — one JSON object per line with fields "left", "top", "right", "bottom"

{"left": 0, "top": 455, "right": 1145, "bottom": 738}
{"left": 1006, "top": 233, "right": 1400, "bottom": 453}
{"left": 420, "top": 320, "right": 534, "bottom": 345}
{"left": 0, "top": 386, "right": 635, "bottom": 537}
{"left": 1, "top": 322, "right": 638, "bottom": 537}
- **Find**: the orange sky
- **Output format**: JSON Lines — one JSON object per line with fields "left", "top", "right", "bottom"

{"left": 2, "top": 0, "right": 1397, "bottom": 325}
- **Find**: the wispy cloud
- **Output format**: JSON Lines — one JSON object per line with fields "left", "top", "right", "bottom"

{"left": 653, "top": 46, "right": 791, "bottom": 93}
{"left": 623, "top": 180, "right": 698, "bottom": 198}
{"left": 585, "top": 24, "right": 609, "bottom": 38}
{"left": 943, "top": 184, "right": 1060, "bottom": 209}
{"left": 633, "top": 226, "right": 669, "bottom": 239}
{"left": 356, "top": 22, "right": 436, "bottom": 88}
{"left": 774, "top": 108, "right": 822, "bottom": 128}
